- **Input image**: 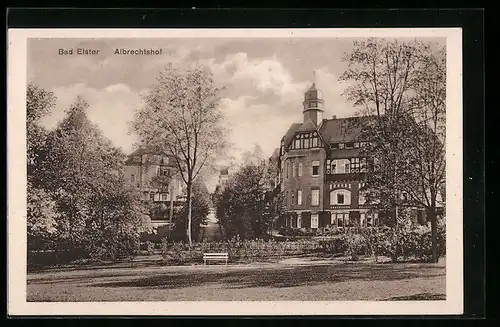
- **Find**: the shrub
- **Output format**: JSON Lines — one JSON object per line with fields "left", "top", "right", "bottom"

{"left": 145, "top": 241, "right": 155, "bottom": 255}
{"left": 372, "top": 219, "right": 446, "bottom": 262}
{"left": 344, "top": 232, "right": 368, "bottom": 261}
{"left": 158, "top": 238, "right": 321, "bottom": 264}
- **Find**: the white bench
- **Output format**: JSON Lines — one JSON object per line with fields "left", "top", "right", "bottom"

{"left": 203, "top": 252, "right": 228, "bottom": 265}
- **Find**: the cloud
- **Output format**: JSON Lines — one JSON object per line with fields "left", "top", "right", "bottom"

{"left": 40, "top": 83, "right": 142, "bottom": 154}
{"left": 105, "top": 84, "right": 132, "bottom": 93}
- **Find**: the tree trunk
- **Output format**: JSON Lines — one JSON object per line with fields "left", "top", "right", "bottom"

{"left": 186, "top": 181, "right": 193, "bottom": 247}
{"left": 428, "top": 208, "right": 438, "bottom": 263}
{"left": 169, "top": 182, "right": 174, "bottom": 224}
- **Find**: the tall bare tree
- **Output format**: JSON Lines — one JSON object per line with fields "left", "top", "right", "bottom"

{"left": 132, "top": 64, "right": 229, "bottom": 246}
{"left": 340, "top": 39, "right": 446, "bottom": 262}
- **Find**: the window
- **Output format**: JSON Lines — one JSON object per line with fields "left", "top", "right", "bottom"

{"left": 331, "top": 143, "right": 339, "bottom": 149}
{"left": 337, "top": 193, "right": 345, "bottom": 204}
{"left": 331, "top": 161, "right": 337, "bottom": 173}
{"left": 330, "top": 213, "right": 336, "bottom": 225}
{"left": 360, "top": 213, "right": 366, "bottom": 227}
{"left": 351, "top": 158, "right": 361, "bottom": 173}
{"left": 291, "top": 191, "right": 295, "bottom": 205}
{"left": 312, "top": 137, "right": 318, "bottom": 147}
{"left": 149, "top": 193, "right": 155, "bottom": 201}
{"left": 161, "top": 193, "right": 170, "bottom": 201}
{"left": 293, "top": 162, "right": 299, "bottom": 177}
{"left": 312, "top": 161, "right": 320, "bottom": 176}
{"left": 330, "top": 189, "right": 351, "bottom": 205}
{"left": 311, "top": 189, "right": 320, "bottom": 206}
{"left": 163, "top": 167, "right": 172, "bottom": 176}
{"left": 156, "top": 167, "right": 161, "bottom": 176}
{"left": 330, "top": 159, "right": 350, "bottom": 174}
{"left": 311, "top": 214, "right": 319, "bottom": 228}
{"left": 285, "top": 162, "right": 289, "bottom": 179}
{"left": 345, "top": 142, "right": 354, "bottom": 148}
{"left": 298, "top": 163, "right": 303, "bottom": 176}
{"left": 294, "top": 138, "right": 300, "bottom": 149}
{"left": 367, "top": 214, "right": 373, "bottom": 227}
{"left": 131, "top": 174, "right": 135, "bottom": 183}
{"left": 285, "top": 191, "right": 289, "bottom": 206}
{"left": 305, "top": 137, "right": 311, "bottom": 148}
{"left": 336, "top": 213, "right": 349, "bottom": 228}
{"left": 297, "top": 190, "right": 302, "bottom": 205}
{"left": 309, "top": 101, "right": 318, "bottom": 108}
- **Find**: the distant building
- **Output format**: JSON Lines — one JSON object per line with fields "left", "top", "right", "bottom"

{"left": 124, "top": 147, "right": 186, "bottom": 227}
{"left": 214, "top": 165, "right": 239, "bottom": 192}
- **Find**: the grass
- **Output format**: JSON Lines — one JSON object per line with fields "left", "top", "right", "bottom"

{"left": 27, "top": 257, "right": 446, "bottom": 302}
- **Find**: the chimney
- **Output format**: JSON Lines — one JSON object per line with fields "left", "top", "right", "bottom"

{"left": 332, "top": 115, "right": 337, "bottom": 119}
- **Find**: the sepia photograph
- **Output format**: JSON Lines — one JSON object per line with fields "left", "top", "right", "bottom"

{"left": 8, "top": 28, "right": 463, "bottom": 316}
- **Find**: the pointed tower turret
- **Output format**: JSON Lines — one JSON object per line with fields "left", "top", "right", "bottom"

{"left": 302, "top": 72, "right": 324, "bottom": 126}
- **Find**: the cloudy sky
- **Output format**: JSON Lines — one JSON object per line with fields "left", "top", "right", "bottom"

{"left": 28, "top": 37, "right": 444, "bottom": 191}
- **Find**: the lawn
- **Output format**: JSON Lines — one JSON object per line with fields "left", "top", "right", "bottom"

{"left": 27, "top": 258, "right": 446, "bottom": 302}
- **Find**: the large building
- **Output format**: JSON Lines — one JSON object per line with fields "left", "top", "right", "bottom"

{"left": 124, "top": 147, "right": 186, "bottom": 227}
{"left": 276, "top": 82, "right": 381, "bottom": 230}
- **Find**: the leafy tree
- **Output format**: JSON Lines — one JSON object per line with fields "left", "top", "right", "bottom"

{"left": 27, "top": 83, "right": 56, "bottom": 179}
{"left": 215, "top": 161, "right": 275, "bottom": 240}
{"left": 340, "top": 39, "right": 446, "bottom": 262}
{"left": 26, "top": 84, "right": 60, "bottom": 250}
{"left": 37, "top": 96, "right": 151, "bottom": 259}
{"left": 132, "top": 63, "right": 229, "bottom": 246}
{"left": 27, "top": 181, "right": 60, "bottom": 251}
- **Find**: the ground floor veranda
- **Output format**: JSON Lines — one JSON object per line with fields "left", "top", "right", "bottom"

{"left": 277, "top": 207, "right": 430, "bottom": 230}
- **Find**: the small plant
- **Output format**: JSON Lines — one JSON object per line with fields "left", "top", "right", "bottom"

{"left": 145, "top": 241, "right": 155, "bottom": 255}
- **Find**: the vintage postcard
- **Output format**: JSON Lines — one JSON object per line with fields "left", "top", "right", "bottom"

{"left": 8, "top": 28, "right": 463, "bottom": 316}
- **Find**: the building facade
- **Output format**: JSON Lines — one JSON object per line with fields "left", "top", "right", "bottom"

{"left": 124, "top": 147, "right": 186, "bottom": 225}
{"left": 276, "top": 82, "right": 381, "bottom": 230}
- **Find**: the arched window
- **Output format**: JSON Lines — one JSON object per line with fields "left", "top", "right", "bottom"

{"left": 330, "top": 189, "right": 351, "bottom": 205}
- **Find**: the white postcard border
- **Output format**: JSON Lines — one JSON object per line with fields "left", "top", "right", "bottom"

{"left": 7, "top": 27, "right": 463, "bottom": 316}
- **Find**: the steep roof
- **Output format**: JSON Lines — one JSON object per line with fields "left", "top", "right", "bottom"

{"left": 124, "top": 146, "right": 177, "bottom": 166}
{"left": 282, "top": 123, "right": 302, "bottom": 147}
{"left": 297, "top": 119, "right": 318, "bottom": 132}
{"left": 327, "top": 148, "right": 362, "bottom": 159}
{"left": 270, "top": 148, "right": 280, "bottom": 160}
{"left": 319, "top": 116, "right": 375, "bottom": 143}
